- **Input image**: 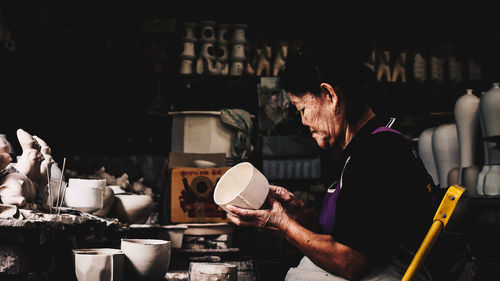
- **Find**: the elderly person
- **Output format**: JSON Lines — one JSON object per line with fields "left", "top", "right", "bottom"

{"left": 226, "top": 47, "right": 435, "bottom": 281}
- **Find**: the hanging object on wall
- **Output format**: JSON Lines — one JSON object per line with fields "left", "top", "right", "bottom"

{"left": 272, "top": 40, "right": 288, "bottom": 77}
{"left": 391, "top": 51, "right": 407, "bottom": 83}
{"left": 256, "top": 43, "right": 272, "bottom": 77}
{"left": 375, "top": 49, "right": 391, "bottom": 82}
{"left": 430, "top": 56, "right": 445, "bottom": 83}
{"left": 467, "top": 59, "right": 482, "bottom": 81}
{"left": 448, "top": 57, "right": 464, "bottom": 83}
{"left": 180, "top": 22, "right": 198, "bottom": 75}
{"left": 413, "top": 52, "right": 427, "bottom": 83}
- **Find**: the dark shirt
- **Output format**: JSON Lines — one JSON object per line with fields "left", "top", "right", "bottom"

{"left": 329, "top": 116, "right": 434, "bottom": 265}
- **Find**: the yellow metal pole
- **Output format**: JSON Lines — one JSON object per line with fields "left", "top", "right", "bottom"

{"left": 401, "top": 185, "right": 465, "bottom": 281}
{"left": 401, "top": 221, "right": 443, "bottom": 281}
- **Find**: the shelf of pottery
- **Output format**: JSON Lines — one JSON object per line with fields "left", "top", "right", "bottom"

{"left": 178, "top": 21, "right": 290, "bottom": 77}
{"left": 417, "top": 83, "right": 500, "bottom": 196}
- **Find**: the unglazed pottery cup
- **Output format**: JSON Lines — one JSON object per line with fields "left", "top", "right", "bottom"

{"left": 213, "top": 162, "right": 269, "bottom": 212}
{"left": 73, "top": 248, "right": 124, "bottom": 281}
{"left": 121, "top": 239, "right": 171, "bottom": 280}
{"left": 65, "top": 179, "right": 105, "bottom": 213}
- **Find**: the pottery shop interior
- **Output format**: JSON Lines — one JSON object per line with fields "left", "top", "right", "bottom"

{"left": 2, "top": 2, "right": 500, "bottom": 281}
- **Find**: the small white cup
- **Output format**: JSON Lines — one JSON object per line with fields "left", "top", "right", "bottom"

{"left": 213, "top": 162, "right": 269, "bottom": 212}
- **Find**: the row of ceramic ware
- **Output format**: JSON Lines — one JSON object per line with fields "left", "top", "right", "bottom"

{"left": 418, "top": 82, "right": 500, "bottom": 196}
{"left": 52, "top": 178, "right": 154, "bottom": 224}
{"left": 73, "top": 238, "right": 171, "bottom": 281}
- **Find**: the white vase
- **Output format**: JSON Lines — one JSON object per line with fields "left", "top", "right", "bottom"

{"left": 418, "top": 127, "right": 440, "bottom": 185}
{"left": 432, "top": 123, "right": 460, "bottom": 188}
{"left": 199, "top": 20, "right": 216, "bottom": 43}
{"left": 484, "top": 165, "right": 500, "bottom": 196}
{"left": 477, "top": 165, "right": 490, "bottom": 195}
{"left": 454, "top": 89, "right": 480, "bottom": 168}
{"left": 479, "top": 83, "right": 500, "bottom": 139}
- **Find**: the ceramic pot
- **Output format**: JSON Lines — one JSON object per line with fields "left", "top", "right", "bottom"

{"left": 110, "top": 194, "right": 154, "bottom": 224}
{"left": 418, "top": 127, "right": 439, "bottom": 185}
{"left": 479, "top": 83, "right": 500, "bottom": 139}
{"left": 189, "top": 262, "right": 238, "bottom": 281}
{"left": 158, "top": 225, "right": 189, "bottom": 249}
{"left": 476, "top": 165, "right": 490, "bottom": 195}
{"left": 455, "top": 89, "right": 480, "bottom": 168}
{"left": 65, "top": 179, "right": 105, "bottom": 213}
{"left": 93, "top": 185, "right": 115, "bottom": 217}
{"left": 73, "top": 248, "right": 124, "bottom": 281}
{"left": 121, "top": 239, "right": 171, "bottom": 280}
{"left": 231, "top": 23, "right": 247, "bottom": 43}
{"left": 432, "top": 123, "right": 459, "bottom": 188}
{"left": 199, "top": 20, "right": 216, "bottom": 43}
{"left": 484, "top": 165, "right": 500, "bottom": 196}
{"left": 460, "top": 166, "right": 480, "bottom": 196}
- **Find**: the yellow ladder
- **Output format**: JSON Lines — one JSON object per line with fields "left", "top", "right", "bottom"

{"left": 401, "top": 185, "right": 466, "bottom": 281}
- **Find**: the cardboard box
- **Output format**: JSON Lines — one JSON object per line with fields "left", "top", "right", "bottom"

{"left": 170, "top": 166, "right": 230, "bottom": 223}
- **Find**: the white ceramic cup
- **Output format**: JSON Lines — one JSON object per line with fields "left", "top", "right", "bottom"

{"left": 121, "top": 239, "right": 171, "bottom": 280}
{"left": 65, "top": 178, "right": 105, "bottom": 213}
{"left": 73, "top": 248, "right": 124, "bottom": 281}
{"left": 213, "top": 162, "right": 269, "bottom": 212}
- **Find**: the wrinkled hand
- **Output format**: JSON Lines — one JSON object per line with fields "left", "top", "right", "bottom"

{"left": 269, "top": 185, "right": 305, "bottom": 216}
{"left": 226, "top": 196, "right": 291, "bottom": 237}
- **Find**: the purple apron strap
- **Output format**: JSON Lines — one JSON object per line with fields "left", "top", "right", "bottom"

{"left": 319, "top": 126, "right": 402, "bottom": 234}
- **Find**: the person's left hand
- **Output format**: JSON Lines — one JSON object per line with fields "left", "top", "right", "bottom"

{"left": 226, "top": 196, "right": 292, "bottom": 237}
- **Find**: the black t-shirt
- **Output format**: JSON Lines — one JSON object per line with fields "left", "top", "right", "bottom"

{"left": 331, "top": 116, "right": 434, "bottom": 265}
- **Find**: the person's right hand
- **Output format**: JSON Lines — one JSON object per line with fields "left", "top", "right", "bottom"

{"left": 269, "top": 185, "right": 305, "bottom": 218}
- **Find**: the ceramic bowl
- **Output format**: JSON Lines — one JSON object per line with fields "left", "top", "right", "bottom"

{"left": 213, "top": 162, "right": 269, "bottom": 212}
{"left": 121, "top": 239, "right": 171, "bottom": 280}
{"left": 110, "top": 194, "right": 154, "bottom": 224}
{"left": 157, "top": 225, "right": 189, "bottom": 248}
{"left": 193, "top": 159, "right": 217, "bottom": 168}
{"left": 65, "top": 179, "right": 105, "bottom": 213}
{"left": 72, "top": 248, "right": 124, "bottom": 281}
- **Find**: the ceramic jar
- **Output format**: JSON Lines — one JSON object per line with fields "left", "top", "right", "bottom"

{"left": 479, "top": 83, "right": 500, "bottom": 139}
{"left": 432, "top": 123, "right": 460, "bottom": 188}
{"left": 418, "top": 127, "right": 439, "bottom": 185}
{"left": 73, "top": 248, "right": 124, "bottom": 281}
{"left": 65, "top": 179, "right": 105, "bottom": 213}
{"left": 110, "top": 194, "right": 154, "bottom": 224}
{"left": 121, "top": 239, "right": 171, "bottom": 280}
{"left": 455, "top": 89, "right": 480, "bottom": 168}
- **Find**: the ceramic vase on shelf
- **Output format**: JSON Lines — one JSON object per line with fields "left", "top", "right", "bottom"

{"left": 418, "top": 127, "right": 440, "bottom": 186}
{"left": 455, "top": 89, "right": 480, "bottom": 190}
{"left": 479, "top": 83, "right": 500, "bottom": 139}
{"left": 432, "top": 123, "right": 460, "bottom": 188}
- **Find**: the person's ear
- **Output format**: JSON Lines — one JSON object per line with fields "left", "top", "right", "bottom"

{"left": 320, "top": 83, "right": 340, "bottom": 111}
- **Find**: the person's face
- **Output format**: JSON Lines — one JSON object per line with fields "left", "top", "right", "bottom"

{"left": 287, "top": 84, "right": 344, "bottom": 149}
